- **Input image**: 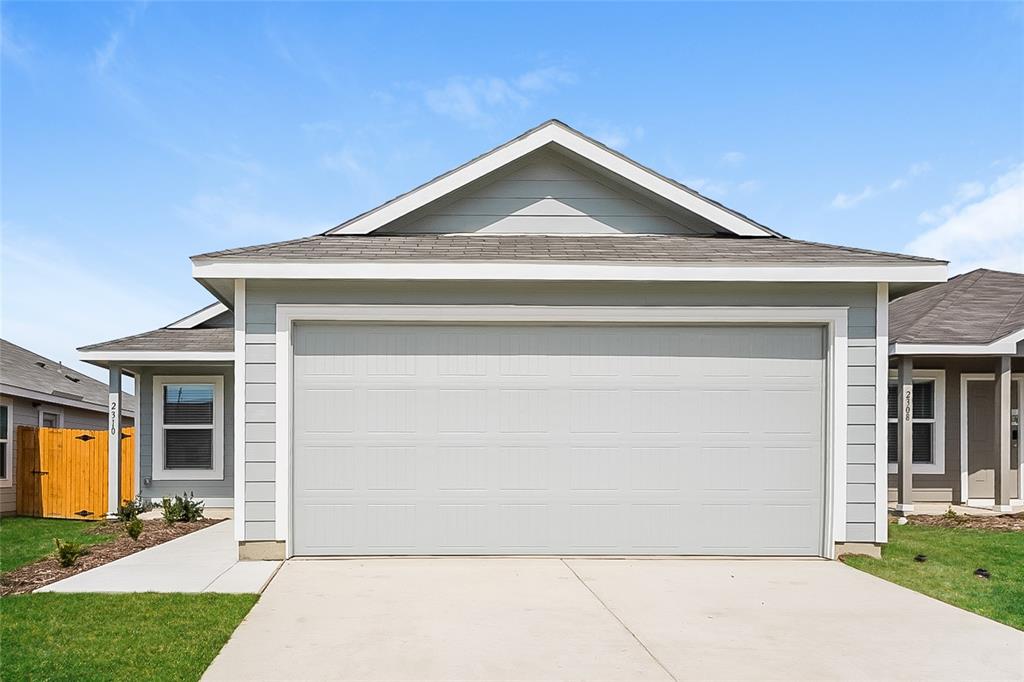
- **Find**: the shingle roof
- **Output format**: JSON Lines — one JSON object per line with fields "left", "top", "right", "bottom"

{"left": 890, "top": 268, "right": 1024, "bottom": 345}
{"left": 1, "top": 339, "right": 136, "bottom": 412}
{"left": 193, "top": 234, "right": 942, "bottom": 265}
{"left": 78, "top": 327, "right": 233, "bottom": 353}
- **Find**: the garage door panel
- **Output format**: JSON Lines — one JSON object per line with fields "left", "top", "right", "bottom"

{"left": 293, "top": 323, "right": 825, "bottom": 556}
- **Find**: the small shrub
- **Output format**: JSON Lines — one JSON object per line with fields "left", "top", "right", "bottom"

{"left": 116, "top": 495, "right": 154, "bottom": 522}
{"left": 160, "top": 492, "right": 205, "bottom": 524}
{"left": 943, "top": 506, "right": 958, "bottom": 520}
{"left": 126, "top": 517, "right": 144, "bottom": 540}
{"left": 54, "top": 538, "right": 87, "bottom": 567}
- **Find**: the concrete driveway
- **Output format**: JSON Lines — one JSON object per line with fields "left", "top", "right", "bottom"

{"left": 204, "top": 558, "right": 1024, "bottom": 681}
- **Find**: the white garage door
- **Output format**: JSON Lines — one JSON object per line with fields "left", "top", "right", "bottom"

{"left": 292, "top": 323, "right": 826, "bottom": 556}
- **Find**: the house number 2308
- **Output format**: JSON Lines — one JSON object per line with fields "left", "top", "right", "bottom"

{"left": 903, "top": 389, "right": 912, "bottom": 422}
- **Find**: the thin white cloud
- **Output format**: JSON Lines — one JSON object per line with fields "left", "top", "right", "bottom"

{"left": 831, "top": 161, "right": 930, "bottom": 210}
{"left": 918, "top": 180, "right": 988, "bottom": 225}
{"left": 1, "top": 17, "right": 32, "bottom": 68}
{"left": 0, "top": 226, "right": 190, "bottom": 382}
{"left": 589, "top": 124, "right": 645, "bottom": 150}
{"left": 720, "top": 151, "right": 746, "bottom": 166}
{"left": 906, "top": 164, "right": 1024, "bottom": 274}
{"left": 92, "top": 3, "right": 145, "bottom": 74}
{"left": 176, "top": 184, "right": 320, "bottom": 240}
{"left": 424, "top": 67, "right": 576, "bottom": 126}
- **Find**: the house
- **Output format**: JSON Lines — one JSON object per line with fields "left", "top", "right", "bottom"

{"left": 78, "top": 120, "right": 947, "bottom": 560}
{"left": 1, "top": 339, "right": 136, "bottom": 516}
{"left": 888, "top": 268, "right": 1023, "bottom": 512}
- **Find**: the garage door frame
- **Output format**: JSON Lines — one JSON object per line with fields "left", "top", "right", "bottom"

{"left": 275, "top": 304, "right": 849, "bottom": 558}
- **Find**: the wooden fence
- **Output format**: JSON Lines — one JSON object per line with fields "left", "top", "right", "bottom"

{"left": 15, "top": 426, "right": 134, "bottom": 519}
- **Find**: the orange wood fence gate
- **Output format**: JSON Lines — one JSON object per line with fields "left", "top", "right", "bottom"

{"left": 15, "top": 426, "right": 134, "bottom": 519}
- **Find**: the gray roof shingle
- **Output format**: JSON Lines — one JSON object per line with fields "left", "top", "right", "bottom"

{"left": 1, "top": 339, "right": 136, "bottom": 412}
{"left": 890, "top": 268, "right": 1024, "bottom": 345}
{"left": 192, "top": 234, "right": 942, "bottom": 265}
{"left": 78, "top": 327, "right": 233, "bottom": 353}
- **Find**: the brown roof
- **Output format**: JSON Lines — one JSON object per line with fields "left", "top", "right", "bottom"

{"left": 193, "top": 234, "right": 942, "bottom": 265}
{"left": 890, "top": 268, "right": 1024, "bottom": 345}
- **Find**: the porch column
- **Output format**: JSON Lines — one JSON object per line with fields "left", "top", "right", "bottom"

{"left": 895, "top": 355, "right": 914, "bottom": 514}
{"left": 994, "top": 356, "right": 1013, "bottom": 512}
{"left": 107, "top": 364, "right": 123, "bottom": 516}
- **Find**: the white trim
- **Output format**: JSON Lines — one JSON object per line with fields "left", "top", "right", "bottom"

{"left": 192, "top": 260, "right": 948, "bottom": 285}
{"left": 960, "top": 373, "right": 1024, "bottom": 503}
{"left": 166, "top": 302, "right": 229, "bottom": 329}
{"left": 233, "top": 279, "right": 246, "bottom": 542}
{"left": 885, "top": 369, "right": 946, "bottom": 475}
{"left": 875, "top": 284, "right": 889, "bottom": 543}
{"left": 890, "top": 328, "right": 1024, "bottom": 356}
{"left": 80, "top": 351, "right": 233, "bottom": 363}
{"left": 274, "top": 304, "right": 849, "bottom": 559}
{"left": 326, "top": 121, "right": 775, "bottom": 237}
{"left": 37, "top": 406, "right": 64, "bottom": 428}
{"left": 152, "top": 375, "right": 225, "bottom": 481}
{"left": 0, "top": 396, "right": 12, "bottom": 487}
{"left": 0, "top": 384, "right": 133, "bottom": 415}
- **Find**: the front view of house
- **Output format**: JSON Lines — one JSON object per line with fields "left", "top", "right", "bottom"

{"left": 79, "top": 121, "right": 947, "bottom": 560}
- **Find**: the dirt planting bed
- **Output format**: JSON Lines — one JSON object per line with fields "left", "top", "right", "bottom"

{"left": 896, "top": 512, "right": 1024, "bottom": 532}
{"left": 0, "top": 518, "right": 222, "bottom": 596}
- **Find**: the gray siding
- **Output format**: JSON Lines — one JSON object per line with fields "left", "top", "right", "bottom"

{"left": 887, "top": 356, "right": 1024, "bottom": 503}
{"left": 136, "top": 366, "right": 234, "bottom": 503}
{"left": 390, "top": 151, "right": 717, "bottom": 236}
{"left": 245, "top": 280, "right": 880, "bottom": 546}
{"left": 1, "top": 395, "right": 125, "bottom": 515}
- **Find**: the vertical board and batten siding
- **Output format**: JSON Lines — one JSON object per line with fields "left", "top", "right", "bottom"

{"left": 0, "top": 397, "right": 123, "bottom": 516}
{"left": 244, "top": 281, "right": 881, "bottom": 547}
{"left": 388, "top": 151, "right": 720, "bottom": 236}
{"left": 136, "top": 366, "right": 234, "bottom": 502}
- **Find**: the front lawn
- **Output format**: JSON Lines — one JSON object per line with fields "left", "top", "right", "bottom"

{"left": 1, "top": 593, "right": 257, "bottom": 681}
{"left": 845, "top": 522, "right": 1024, "bottom": 630}
{"left": 0, "top": 517, "right": 115, "bottom": 573}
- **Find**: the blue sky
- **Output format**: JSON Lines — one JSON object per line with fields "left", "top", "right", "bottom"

{"left": 2, "top": 1, "right": 1022, "bottom": 381}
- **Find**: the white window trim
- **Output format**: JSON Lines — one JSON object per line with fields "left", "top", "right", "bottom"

{"left": 960, "top": 373, "right": 1024, "bottom": 504}
{"left": 37, "top": 406, "right": 64, "bottom": 428}
{"left": 274, "top": 304, "right": 849, "bottom": 560}
{"left": 152, "top": 375, "right": 224, "bottom": 481}
{"left": 886, "top": 369, "right": 946, "bottom": 475}
{"left": 0, "top": 396, "right": 12, "bottom": 487}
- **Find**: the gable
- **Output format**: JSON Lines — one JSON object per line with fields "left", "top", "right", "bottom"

{"left": 326, "top": 120, "right": 779, "bottom": 237}
{"left": 384, "top": 151, "right": 721, "bottom": 235}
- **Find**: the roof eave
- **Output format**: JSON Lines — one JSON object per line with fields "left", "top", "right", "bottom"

{"left": 890, "top": 327, "right": 1024, "bottom": 356}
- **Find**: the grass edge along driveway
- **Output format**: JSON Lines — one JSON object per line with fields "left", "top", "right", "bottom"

{"left": 1, "top": 593, "right": 258, "bottom": 682}
{"left": 0, "top": 516, "right": 116, "bottom": 573}
{"left": 845, "top": 522, "right": 1023, "bottom": 631}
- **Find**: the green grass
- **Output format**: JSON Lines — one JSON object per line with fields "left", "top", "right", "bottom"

{"left": 845, "top": 523, "right": 1024, "bottom": 630}
{"left": 1, "top": 517, "right": 117, "bottom": 573}
{"left": 0, "top": 593, "right": 258, "bottom": 681}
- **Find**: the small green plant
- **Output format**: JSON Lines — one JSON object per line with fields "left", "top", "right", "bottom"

{"left": 944, "top": 506, "right": 958, "bottom": 519}
{"left": 126, "top": 517, "right": 144, "bottom": 540}
{"left": 54, "top": 538, "right": 87, "bottom": 567}
{"left": 116, "top": 495, "right": 154, "bottom": 522}
{"left": 160, "top": 492, "right": 205, "bottom": 525}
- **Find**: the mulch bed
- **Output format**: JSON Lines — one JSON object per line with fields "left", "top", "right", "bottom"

{"left": 0, "top": 518, "right": 223, "bottom": 597}
{"left": 892, "top": 512, "right": 1024, "bottom": 532}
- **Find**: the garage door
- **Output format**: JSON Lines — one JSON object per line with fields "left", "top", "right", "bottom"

{"left": 292, "top": 323, "right": 826, "bottom": 556}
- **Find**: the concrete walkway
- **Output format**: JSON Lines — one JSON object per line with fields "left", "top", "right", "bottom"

{"left": 37, "top": 520, "right": 279, "bottom": 594}
{"left": 204, "top": 558, "right": 1024, "bottom": 681}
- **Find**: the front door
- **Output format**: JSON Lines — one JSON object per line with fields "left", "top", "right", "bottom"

{"left": 967, "top": 379, "right": 1020, "bottom": 500}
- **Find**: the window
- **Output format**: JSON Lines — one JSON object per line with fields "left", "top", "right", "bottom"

{"left": 38, "top": 409, "right": 63, "bottom": 428}
{"left": 0, "top": 398, "right": 11, "bottom": 485}
{"left": 153, "top": 376, "right": 224, "bottom": 480}
{"left": 887, "top": 369, "right": 945, "bottom": 474}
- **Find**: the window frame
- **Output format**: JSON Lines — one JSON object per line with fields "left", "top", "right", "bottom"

{"left": 0, "top": 397, "right": 12, "bottom": 487}
{"left": 887, "top": 369, "right": 945, "bottom": 475}
{"left": 37, "top": 406, "right": 64, "bottom": 429}
{"left": 152, "top": 375, "right": 224, "bottom": 481}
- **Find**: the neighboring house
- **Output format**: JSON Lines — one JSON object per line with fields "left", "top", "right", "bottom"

{"left": 0, "top": 339, "right": 136, "bottom": 516}
{"left": 888, "top": 268, "right": 1023, "bottom": 512}
{"left": 79, "top": 120, "right": 946, "bottom": 560}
